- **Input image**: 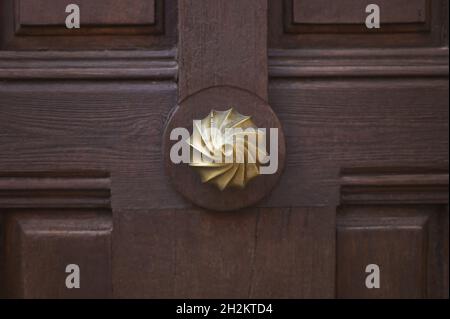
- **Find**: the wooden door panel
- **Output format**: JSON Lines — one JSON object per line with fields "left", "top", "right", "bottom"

{"left": 267, "top": 0, "right": 448, "bottom": 300}
{"left": 113, "top": 208, "right": 335, "bottom": 298}
{"left": 266, "top": 79, "right": 448, "bottom": 207}
{"left": 0, "top": 0, "right": 176, "bottom": 49}
{"left": 19, "top": 0, "right": 156, "bottom": 26}
{"left": 0, "top": 0, "right": 448, "bottom": 299}
{"left": 336, "top": 170, "right": 449, "bottom": 298}
{"left": 292, "top": 0, "right": 428, "bottom": 25}
{"left": 274, "top": 0, "right": 446, "bottom": 47}
{"left": 0, "top": 172, "right": 112, "bottom": 298}
{"left": 1, "top": 211, "right": 112, "bottom": 298}
{"left": 337, "top": 205, "right": 448, "bottom": 298}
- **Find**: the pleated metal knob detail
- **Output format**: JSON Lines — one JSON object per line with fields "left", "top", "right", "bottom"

{"left": 188, "top": 108, "right": 267, "bottom": 191}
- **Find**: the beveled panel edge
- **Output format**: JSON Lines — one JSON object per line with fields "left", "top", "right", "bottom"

{"left": 0, "top": 171, "right": 112, "bottom": 209}
{"left": 0, "top": 49, "right": 177, "bottom": 80}
{"left": 269, "top": 47, "right": 449, "bottom": 78}
{"left": 339, "top": 167, "right": 449, "bottom": 205}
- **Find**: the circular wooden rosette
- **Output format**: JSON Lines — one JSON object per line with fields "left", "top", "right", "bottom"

{"left": 163, "top": 86, "right": 286, "bottom": 211}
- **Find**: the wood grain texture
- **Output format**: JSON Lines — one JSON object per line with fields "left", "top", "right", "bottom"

{"left": 1, "top": 0, "right": 176, "bottom": 49}
{"left": 2, "top": 211, "right": 112, "bottom": 298}
{"left": 292, "top": 0, "right": 428, "bottom": 25}
{"left": 0, "top": 79, "right": 447, "bottom": 209}
{"left": 0, "top": 0, "right": 448, "bottom": 299}
{"left": 340, "top": 168, "right": 449, "bottom": 204}
{"left": 338, "top": 209, "right": 429, "bottom": 299}
{"left": 113, "top": 207, "right": 335, "bottom": 298}
{"left": 288, "top": 0, "right": 430, "bottom": 34}
{"left": 443, "top": 206, "right": 449, "bottom": 298}
{"left": 0, "top": 50, "right": 177, "bottom": 80}
{"left": 337, "top": 205, "right": 448, "bottom": 298}
{"left": 19, "top": 0, "right": 156, "bottom": 26}
{"left": 269, "top": 48, "right": 449, "bottom": 78}
{"left": 178, "top": 0, "right": 268, "bottom": 101}
{"left": 270, "top": 0, "right": 447, "bottom": 48}
{"left": 266, "top": 79, "right": 448, "bottom": 207}
{"left": 15, "top": 0, "right": 161, "bottom": 36}
{"left": 0, "top": 81, "right": 183, "bottom": 210}
{"left": 0, "top": 172, "right": 111, "bottom": 209}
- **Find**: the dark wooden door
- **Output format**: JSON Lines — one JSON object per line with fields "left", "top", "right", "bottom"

{"left": 0, "top": 0, "right": 448, "bottom": 299}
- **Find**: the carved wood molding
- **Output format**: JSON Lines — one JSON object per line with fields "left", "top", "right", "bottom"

{"left": 336, "top": 203, "right": 448, "bottom": 298}
{"left": 340, "top": 168, "right": 449, "bottom": 205}
{"left": 0, "top": 171, "right": 111, "bottom": 209}
{"left": 1, "top": 0, "right": 176, "bottom": 49}
{"left": 269, "top": 47, "right": 449, "bottom": 78}
{"left": 2, "top": 210, "right": 113, "bottom": 298}
{"left": 284, "top": 0, "right": 432, "bottom": 34}
{"left": 270, "top": 0, "right": 447, "bottom": 48}
{"left": 0, "top": 50, "right": 177, "bottom": 80}
{"left": 14, "top": 0, "right": 163, "bottom": 36}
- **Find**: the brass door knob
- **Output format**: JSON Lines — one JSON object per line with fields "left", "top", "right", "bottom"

{"left": 163, "top": 86, "right": 285, "bottom": 211}
{"left": 188, "top": 108, "right": 267, "bottom": 191}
